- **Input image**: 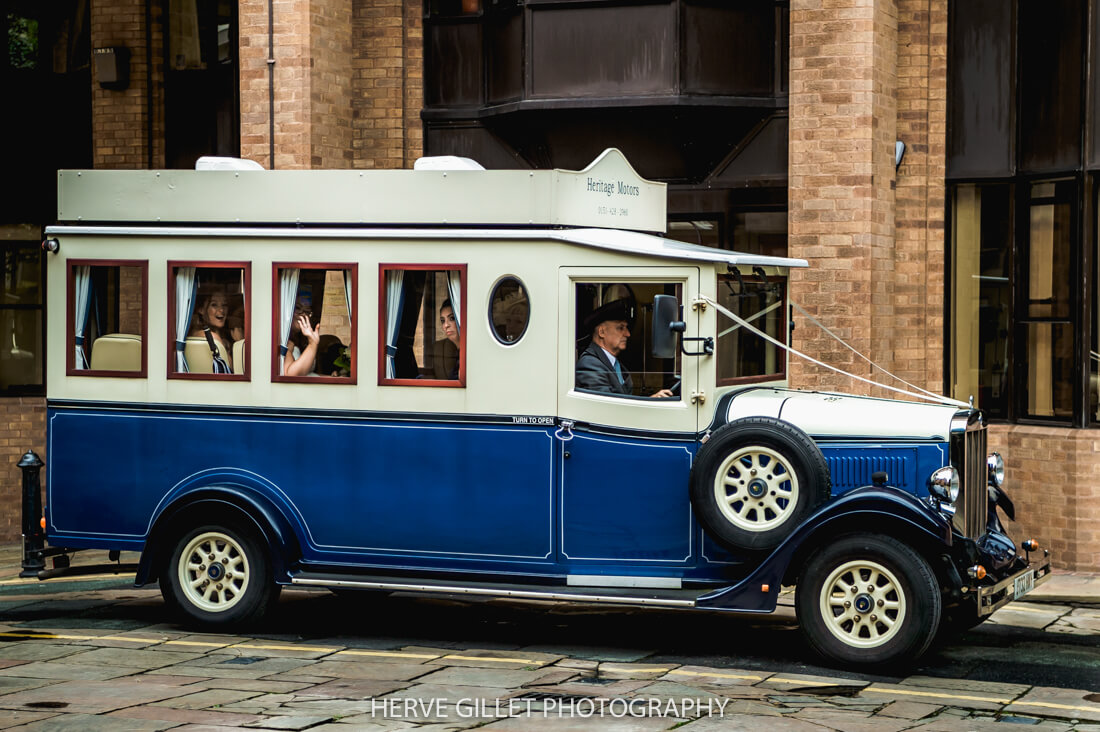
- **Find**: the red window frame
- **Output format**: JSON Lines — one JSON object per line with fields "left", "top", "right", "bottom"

{"left": 65, "top": 259, "right": 149, "bottom": 378}
{"left": 271, "top": 262, "right": 358, "bottom": 384}
{"left": 716, "top": 275, "right": 788, "bottom": 387}
{"left": 167, "top": 260, "right": 251, "bottom": 382}
{"left": 378, "top": 263, "right": 467, "bottom": 388}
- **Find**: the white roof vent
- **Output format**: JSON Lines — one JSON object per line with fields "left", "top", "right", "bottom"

{"left": 195, "top": 156, "right": 265, "bottom": 171}
{"left": 413, "top": 155, "right": 485, "bottom": 171}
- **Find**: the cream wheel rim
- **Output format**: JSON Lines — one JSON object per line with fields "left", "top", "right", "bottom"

{"left": 713, "top": 446, "right": 800, "bottom": 531}
{"left": 177, "top": 531, "right": 251, "bottom": 613}
{"left": 819, "top": 559, "right": 906, "bottom": 648}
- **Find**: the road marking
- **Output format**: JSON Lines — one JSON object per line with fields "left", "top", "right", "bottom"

{"left": 441, "top": 655, "right": 547, "bottom": 665}
{"left": 0, "top": 632, "right": 97, "bottom": 641}
{"left": 163, "top": 640, "right": 237, "bottom": 648}
{"left": 863, "top": 685, "right": 1014, "bottom": 705}
{"left": 1014, "top": 700, "right": 1100, "bottom": 714}
{"left": 335, "top": 649, "right": 440, "bottom": 660}
{"left": 668, "top": 669, "right": 765, "bottom": 682}
{"left": 598, "top": 665, "right": 673, "bottom": 674}
{"left": 770, "top": 677, "right": 856, "bottom": 688}
{"left": 229, "top": 643, "right": 339, "bottom": 653}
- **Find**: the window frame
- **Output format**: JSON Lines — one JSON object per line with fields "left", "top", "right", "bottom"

{"left": 0, "top": 241, "right": 46, "bottom": 396}
{"left": 715, "top": 273, "right": 787, "bottom": 387}
{"left": 65, "top": 258, "right": 149, "bottom": 378}
{"left": 378, "top": 263, "right": 467, "bottom": 388}
{"left": 166, "top": 260, "right": 251, "bottom": 382}
{"left": 487, "top": 274, "right": 530, "bottom": 346}
{"left": 271, "top": 262, "right": 358, "bottom": 385}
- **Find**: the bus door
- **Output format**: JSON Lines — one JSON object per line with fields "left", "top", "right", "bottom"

{"left": 555, "top": 267, "right": 702, "bottom": 573}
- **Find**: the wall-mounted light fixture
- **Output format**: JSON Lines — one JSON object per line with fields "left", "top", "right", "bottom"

{"left": 41, "top": 238, "right": 60, "bottom": 255}
{"left": 93, "top": 46, "right": 131, "bottom": 90}
{"left": 895, "top": 140, "right": 906, "bottom": 170}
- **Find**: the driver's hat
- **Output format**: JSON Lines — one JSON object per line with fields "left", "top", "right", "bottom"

{"left": 582, "top": 298, "right": 635, "bottom": 335}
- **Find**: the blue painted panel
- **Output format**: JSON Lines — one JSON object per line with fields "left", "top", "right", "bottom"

{"left": 819, "top": 443, "right": 948, "bottom": 498}
{"left": 560, "top": 433, "right": 695, "bottom": 563}
{"left": 48, "top": 409, "right": 555, "bottom": 562}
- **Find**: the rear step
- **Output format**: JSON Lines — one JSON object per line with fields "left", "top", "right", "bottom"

{"left": 290, "top": 572, "right": 709, "bottom": 608}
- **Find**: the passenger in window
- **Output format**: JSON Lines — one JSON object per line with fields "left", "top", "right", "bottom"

{"left": 227, "top": 295, "right": 246, "bottom": 343}
{"left": 432, "top": 299, "right": 460, "bottom": 379}
{"left": 576, "top": 299, "right": 674, "bottom": 398}
{"left": 283, "top": 294, "right": 321, "bottom": 376}
{"left": 317, "top": 334, "right": 349, "bottom": 377}
{"left": 191, "top": 286, "right": 236, "bottom": 371}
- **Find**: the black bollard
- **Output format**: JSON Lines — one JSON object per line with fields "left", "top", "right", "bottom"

{"left": 19, "top": 450, "right": 45, "bottom": 578}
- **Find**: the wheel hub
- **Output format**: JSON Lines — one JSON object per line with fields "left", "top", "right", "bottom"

{"left": 747, "top": 479, "right": 768, "bottom": 498}
{"left": 207, "top": 564, "right": 224, "bottom": 580}
{"left": 854, "top": 593, "right": 874, "bottom": 613}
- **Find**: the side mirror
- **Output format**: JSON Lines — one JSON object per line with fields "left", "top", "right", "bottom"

{"left": 651, "top": 294, "right": 682, "bottom": 359}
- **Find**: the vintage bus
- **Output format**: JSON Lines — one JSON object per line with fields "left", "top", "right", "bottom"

{"left": 25, "top": 149, "right": 1049, "bottom": 666}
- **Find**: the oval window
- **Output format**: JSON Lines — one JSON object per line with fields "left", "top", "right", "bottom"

{"left": 489, "top": 276, "right": 530, "bottom": 345}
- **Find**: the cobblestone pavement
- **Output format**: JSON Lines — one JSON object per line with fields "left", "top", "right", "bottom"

{"left": 0, "top": 548, "right": 1095, "bottom": 731}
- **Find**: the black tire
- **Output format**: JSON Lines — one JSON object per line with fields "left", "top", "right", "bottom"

{"left": 690, "top": 417, "right": 831, "bottom": 551}
{"left": 796, "top": 534, "right": 941, "bottom": 666}
{"left": 160, "top": 522, "right": 280, "bottom": 627}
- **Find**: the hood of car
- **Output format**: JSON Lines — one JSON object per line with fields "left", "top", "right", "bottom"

{"left": 724, "top": 388, "right": 960, "bottom": 441}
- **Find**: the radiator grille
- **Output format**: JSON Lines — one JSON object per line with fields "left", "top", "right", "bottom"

{"left": 954, "top": 422, "right": 988, "bottom": 539}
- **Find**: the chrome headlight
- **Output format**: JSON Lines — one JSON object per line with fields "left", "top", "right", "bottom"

{"left": 987, "top": 452, "right": 1004, "bottom": 488}
{"left": 928, "top": 466, "right": 960, "bottom": 503}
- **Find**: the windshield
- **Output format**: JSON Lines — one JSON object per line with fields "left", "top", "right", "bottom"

{"left": 716, "top": 271, "right": 786, "bottom": 385}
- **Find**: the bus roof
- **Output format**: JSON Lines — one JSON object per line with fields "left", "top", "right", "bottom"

{"left": 58, "top": 148, "right": 672, "bottom": 234}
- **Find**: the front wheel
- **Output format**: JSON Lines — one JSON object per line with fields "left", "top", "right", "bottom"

{"left": 795, "top": 534, "right": 941, "bottom": 666}
{"left": 161, "top": 522, "right": 280, "bottom": 627}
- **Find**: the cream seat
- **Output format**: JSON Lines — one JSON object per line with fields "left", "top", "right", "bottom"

{"left": 183, "top": 337, "right": 214, "bottom": 374}
{"left": 89, "top": 333, "right": 141, "bottom": 371}
{"left": 232, "top": 339, "right": 246, "bottom": 374}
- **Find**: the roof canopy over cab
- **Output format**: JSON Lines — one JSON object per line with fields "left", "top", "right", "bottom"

{"left": 58, "top": 148, "right": 669, "bottom": 234}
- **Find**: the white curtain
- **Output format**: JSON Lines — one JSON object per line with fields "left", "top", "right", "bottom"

{"left": 174, "top": 267, "right": 197, "bottom": 372}
{"left": 278, "top": 268, "right": 300, "bottom": 375}
{"left": 73, "top": 266, "right": 92, "bottom": 369}
{"left": 384, "top": 270, "right": 404, "bottom": 379}
{"left": 446, "top": 270, "right": 462, "bottom": 328}
{"left": 342, "top": 270, "right": 353, "bottom": 323}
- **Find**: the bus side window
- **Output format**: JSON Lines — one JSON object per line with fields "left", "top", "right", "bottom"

{"left": 379, "top": 264, "right": 466, "bottom": 386}
{"left": 273, "top": 264, "right": 357, "bottom": 382}
{"left": 169, "top": 262, "right": 250, "bottom": 379}
{"left": 68, "top": 260, "right": 148, "bottom": 377}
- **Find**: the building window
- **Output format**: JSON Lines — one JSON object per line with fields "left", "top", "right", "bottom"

{"left": 273, "top": 264, "right": 356, "bottom": 382}
{"left": 379, "top": 265, "right": 466, "bottom": 386}
{"left": 0, "top": 242, "right": 44, "bottom": 395}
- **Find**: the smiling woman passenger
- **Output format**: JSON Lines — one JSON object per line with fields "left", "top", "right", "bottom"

{"left": 191, "top": 285, "right": 235, "bottom": 370}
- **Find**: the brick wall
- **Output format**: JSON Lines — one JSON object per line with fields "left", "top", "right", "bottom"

{"left": 0, "top": 398, "right": 46, "bottom": 541}
{"left": 90, "top": 0, "right": 164, "bottom": 168}
{"left": 310, "top": 0, "right": 354, "bottom": 168}
{"left": 989, "top": 425, "right": 1100, "bottom": 572}
{"left": 788, "top": 0, "right": 899, "bottom": 397}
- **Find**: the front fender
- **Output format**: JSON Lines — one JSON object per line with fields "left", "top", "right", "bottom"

{"left": 135, "top": 475, "right": 305, "bottom": 586}
{"left": 697, "top": 486, "right": 952, "bottom": 612}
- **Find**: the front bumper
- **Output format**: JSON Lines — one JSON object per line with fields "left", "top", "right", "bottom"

{"left": 976, "top": 554, "right": 1053, "bottom": 616}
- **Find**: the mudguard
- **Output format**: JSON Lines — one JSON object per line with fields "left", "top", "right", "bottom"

{"left": 696, "top": 485, "right": 952, "bottom": 612}
{"left": 135, "top": 481, "right": 303, "bottom": 587}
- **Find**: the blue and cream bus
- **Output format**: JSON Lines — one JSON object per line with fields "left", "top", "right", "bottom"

{"left": 27, "top": 150, "right": 1048, "bottom": 666}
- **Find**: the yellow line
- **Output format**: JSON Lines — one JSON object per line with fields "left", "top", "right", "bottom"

{"left": 770, "top": 678, "right": 854, "bottom": 688}
{"left": 0, "top": 632, "right": 95, "bottom": 641}
{"left": 599, "top": 665, "right": 674, "bottom": 674}
{"left": 335, "top": 649, "right": 440, "bottom": 660}
{"left": 163, "top": 640, "right": 235, "bottom": 648}
{"left": 1014, "top": 700, "right": 1100, "bottom": 714}
{"left": 441, "top": 655, "right": 545, "bottom": 665}
{"left": 668, "top": 669, "right": 764, "bottom": 682}
{"left": 97, "top": 636, "right": 163, "bottom": 644}
{"left": 230, "top": 643, "right": 339, "bottom": 653}
{"left": 863, "top": 686, "right": 1013, "bottom": 705}
{"left": 994, "top": 605, "right": 1062, "bottom": 614}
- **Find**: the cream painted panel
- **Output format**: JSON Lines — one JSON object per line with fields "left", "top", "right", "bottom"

{"left": 556, "top": 265, "right": 702, "bottom": 434}
{"left": 50, "top": 234, "right": 712, "bottom": 422}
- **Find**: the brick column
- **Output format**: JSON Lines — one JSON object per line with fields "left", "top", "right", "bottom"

{"left": 90, "top": 0, "right": 164, "bottom": 168}
{"left": 239, "top": 0, "right": 354, "bottom": 169}
{"left": 788, "top": 0, "right": 899, "bottom": 396}
{"left": 894, "top": 0, "right": 948, "bottom": 394}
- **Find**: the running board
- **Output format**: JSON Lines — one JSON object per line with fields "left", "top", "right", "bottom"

{"left": 290, "top": 572, "right": 706, "bottom": 608}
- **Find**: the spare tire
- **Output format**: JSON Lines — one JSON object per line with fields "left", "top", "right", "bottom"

{"left": 690, "top": 416, "right": 831, "bottom": 551}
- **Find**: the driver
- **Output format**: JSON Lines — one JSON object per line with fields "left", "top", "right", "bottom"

{"left": 576, "top": 299, "right": 674, "bottom": 398}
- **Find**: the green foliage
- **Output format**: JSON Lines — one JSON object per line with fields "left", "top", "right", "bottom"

{"left": 7, "top": 14, "right": 39, "bottom": 70}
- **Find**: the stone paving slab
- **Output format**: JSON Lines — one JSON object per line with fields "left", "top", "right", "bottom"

{"left": 478, "top": 714, "right": 688, "bottom": 731}
{"left": 106, "top": 704, "right": 267, "bottom": 727}
{"left": 150, "top": 688, "right": 264, "bottom": 710}
{"left": 59, "top": 646, "right": 204, "bottom": 669}
{"left": 1048, "top": 607, "right": 1100, "bottom": 635}
{"left": 410, "top": 665, "right": 562, "bottom": 688}
{"left": 1005, "top": 685, "right": 1100, "bottom": 723}
{"left": 240, "top": 715, "right": 334, "bottom": 730}
{"left": 10, "top": 712, "right": 181, "bottom": 731}
{"left": 660, "top": 664, "right": 769, "bottom": 687}
{"left": 664, "top": 713, "right": 813, "bottom": 731}
{"left": 596, "top": 662, "right": 679, "bottom": 680}
{"left": 290, "top": 678, "right": 410, "bottom": 700}
{"left": 163, "top": 657, "right": 319, "bottom": 679}
{"left": 526, "top": 678, "right": 655, "bottom": 697}
{"left": 0, "top": 643, "right": 86, "bottom": 662}
{"left": 0, "top": 661, "right": 149, "bottom": 681}
{"left": 0, "top": 678, "right": 199, "bottom": 714}
{"left": 187, "top": 678, "right": 317, "bottom": 694}
{"left": 858, "top": 683, "right": 1006, "bottom": 712}
{"left": 791, "top": 707, "right": 913, "bottom": 732}
{"left": 303, "top": 660, "right": 436, "bottom": 681}
{"left": 424, "top": 648, "right": 562, "bottom": 669}
{"left": 521, "top": 645, "right": 655, "bottom": 663}
{"left": 899, "top": 675, "right": 1032, "bottom": 698}
{"left": 0, "top": 712, "right": 59, "bottom": 730}
{"left": 874, "top": 700, "right": 944, "bottom": 719}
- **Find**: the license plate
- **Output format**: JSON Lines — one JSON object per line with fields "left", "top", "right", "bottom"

{"left": 1014, "top": 571, "right": 1035, "bottom": 599}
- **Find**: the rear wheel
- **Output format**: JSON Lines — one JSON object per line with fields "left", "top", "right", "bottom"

{"left": 161, "top": 522, "right": 279, "bottom": 627}
{"left": 796, "top": 534, "right": 940, "bottom": 666}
